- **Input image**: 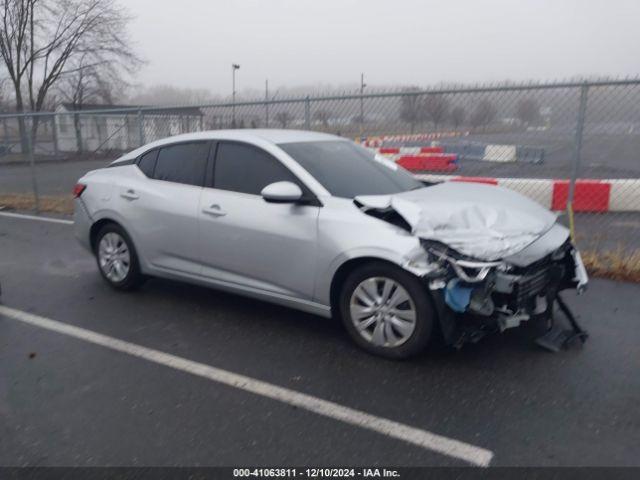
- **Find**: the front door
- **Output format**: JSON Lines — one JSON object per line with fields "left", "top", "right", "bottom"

{"left": 198, "top": 141, "right": 319, "bottom": 300}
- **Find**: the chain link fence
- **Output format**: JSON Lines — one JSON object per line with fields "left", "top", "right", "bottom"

{"left": 1, "top": 79, "right": 639, "bottom": 276}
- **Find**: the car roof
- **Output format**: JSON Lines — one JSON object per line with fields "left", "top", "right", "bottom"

{"left": 111, "top": 129, "right": 344, "bottom": 164}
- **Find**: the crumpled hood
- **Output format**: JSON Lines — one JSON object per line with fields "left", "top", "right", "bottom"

{"left": 355, "top": 182, "right": 558, "bottom": 261}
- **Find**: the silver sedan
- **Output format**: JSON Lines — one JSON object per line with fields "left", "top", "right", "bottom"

{"left": 74, "top": 130, "right": 588, "bottom": 358}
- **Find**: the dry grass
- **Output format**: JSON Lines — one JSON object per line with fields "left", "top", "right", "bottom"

{"left": 581, "top": 248, "right": 640, "bottom": 283}
{"left": 1, "top": 192, "right": 640, "bottom": 283}
{"left": 0, "top": 193, "right": 73, "bottom": 215}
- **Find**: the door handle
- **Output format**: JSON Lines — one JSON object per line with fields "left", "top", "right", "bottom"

{"left": 120, "top": 189, "right": 139, "bottom": 200}
{"left": 202, "top": 204, "right": 227, "bottom": 217}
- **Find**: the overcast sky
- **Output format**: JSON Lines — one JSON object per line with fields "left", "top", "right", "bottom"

{"left": 125, "top": 0, "right": 640, "bottom": 95}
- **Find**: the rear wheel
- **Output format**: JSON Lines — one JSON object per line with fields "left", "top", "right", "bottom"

{"left": 339, "top": 262, "right": 435, "bottom": 359}
{"left": 94, "top": 223, "right": 145, "bottom": 290}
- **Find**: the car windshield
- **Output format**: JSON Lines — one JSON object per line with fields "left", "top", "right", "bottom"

{"left": 278, "top": 140, "right": 423, "bottom": 198}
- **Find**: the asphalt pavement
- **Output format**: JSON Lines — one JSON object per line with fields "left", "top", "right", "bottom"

{"left": 1, "top": 214, "right": 639, "bottom": 467}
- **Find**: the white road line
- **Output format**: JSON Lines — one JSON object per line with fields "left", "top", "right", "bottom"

{"left": 0, "top": 211, "right": 73, "bottom": 225}
{"left": 0, "top": 304, "right": 493, "bottom": 466}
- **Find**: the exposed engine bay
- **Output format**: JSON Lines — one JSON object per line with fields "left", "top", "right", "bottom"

{"left": 419, "top": 238, "right": 588, "bottom": 349}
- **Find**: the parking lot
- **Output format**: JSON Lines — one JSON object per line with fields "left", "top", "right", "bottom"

{"left": 0, "top": 158, "right": 107, "bottom": 196}
{"left": 1, "top": 213, "right": 639, "bottom": 467}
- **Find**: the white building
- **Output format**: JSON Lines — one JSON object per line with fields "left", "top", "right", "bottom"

{"left": 54, "top": 103, "right": 204, "bottom": 153}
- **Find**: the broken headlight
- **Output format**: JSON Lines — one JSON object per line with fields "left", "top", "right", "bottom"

{"left": 445, "top": 257, "right": 503, "bottom": 283}
{"left": 420, "top": 240, "right": 504, "bottom": 283}
{"left": 403, "top": 245, "right": 446, "bottom": 276}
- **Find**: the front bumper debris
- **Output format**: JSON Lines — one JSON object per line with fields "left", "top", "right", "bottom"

{"left": 422, "top": 239, "right": 589, "bottom": 350}
{"left": 535, "top": 294, "right": 589, "bottom": 352}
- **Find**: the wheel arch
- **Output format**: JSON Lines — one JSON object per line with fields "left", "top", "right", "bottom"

{"left": 328, "top": 255, "right": 450, "bottom": 346}
{"left": 89, "top": 213, "right": 152, "bottom": 275}
{"left": 329, "top": 256, "right": 416, "bottom": 317}
{"left": 89, "top": 217, "right": 140, "bottom": 256}
{"left": 90, "top": 218, "right": 121, "bottom": 252}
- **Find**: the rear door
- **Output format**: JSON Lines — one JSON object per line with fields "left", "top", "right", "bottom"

{"left": 198, "top": 141, "right": 320, "bottom": 300}
{"left": 116, "top": 141, "right": 212, "bottom": 274}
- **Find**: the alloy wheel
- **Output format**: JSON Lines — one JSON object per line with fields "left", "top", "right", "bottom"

{"left": 349, "top": 276, "right": 417, "bottom": 347}
{"left": 98, "top": 232, "right": 131, "bottom": 283}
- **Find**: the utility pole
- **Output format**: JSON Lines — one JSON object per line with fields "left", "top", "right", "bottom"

{"left": 360, "top": 73, "right": 367, "bottom": 139}
{"left": 232, "top": 63, "right": 240, "bottom": 128}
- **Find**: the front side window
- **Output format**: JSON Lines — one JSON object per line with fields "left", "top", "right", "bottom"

{"left": 153, "top": 142, "right": 210, "bottom": 187}
{"left": 214, "top": 142, "right": 300, "bottom": 195}
{"left": 278, "top": 140, "right": 422, "bottom": 198}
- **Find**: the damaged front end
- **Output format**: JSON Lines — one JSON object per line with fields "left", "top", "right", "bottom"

{"left": 415, "top": 238, "right": 589, "bottom": 350}
{"left": 355, "top": 182, "right": 590, "bottom": 351}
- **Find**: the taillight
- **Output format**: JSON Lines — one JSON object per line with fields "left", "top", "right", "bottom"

{"left": 73, "top": 183, "right": 87, "bottom": 198}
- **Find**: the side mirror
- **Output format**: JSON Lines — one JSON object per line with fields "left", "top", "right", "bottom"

{"left": 261, "top": 181, "right": 304, "bottom": 203}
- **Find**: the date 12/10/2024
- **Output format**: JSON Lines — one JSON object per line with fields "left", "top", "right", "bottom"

{"left": 233, "top": 468, "right": 401, "bottom": 478}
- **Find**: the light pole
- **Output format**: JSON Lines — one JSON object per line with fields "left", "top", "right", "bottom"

{"left": 232, "top": 63, "right": 240, "bottom": 127}
{"left": 360, "top": 73, "right": 367, "bottom": 138}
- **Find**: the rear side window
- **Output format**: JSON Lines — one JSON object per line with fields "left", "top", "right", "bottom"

{"left": 137, "top": 149, "right": 158, "bottom": 177}
{"left": 214, "top": 142, "right": 300, "bottom": 195}
{"left": 153, "top": 142, "right": 210, "bottom": 187}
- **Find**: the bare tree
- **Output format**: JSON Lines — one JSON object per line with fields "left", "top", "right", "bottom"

{"left": 0, "top": 75, "right": 7, "bottom": 110}
{"left": 398, "top": 88, "right": 424, "bottom": 134}
{"left": 312, "top": 109, "right": 331, "bottom": 128}
{"left": 56, "top": 53, "right": 131, "bottom": 152}
{"left": 470, "top": 99, "right": 497, "bottom": 131}
{"left": 423, "top": 94, "right": 449, "bottom": 131}
{"left": 58, "top": 54, "right": 128, "bottom": 107}
{"left": 450, "top": 105, "right": 466, "bottom": 130}
{"left": 515, "top": 98, "right": 540, "bottom": 127}
{"left": 274, "top": 111, "right": 293, "bottom": 128}
{"left": 0, "top": 0, "right": 140, "bottom": 150}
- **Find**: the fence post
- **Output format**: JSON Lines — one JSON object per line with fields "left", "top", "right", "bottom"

{"left": 359, "top": 94, "right": 365, "bottom": 139}
{"left": 2, "top": 118, "right": 9, "bottom": 144}
{"left": 137, "top": 109, "right": 145, "bottom": 146}
{"left": 359, "top": 73, "right": 366, "bottom": 140}
{"left": 25, "top": 117, "right": 40, "bottom": 214}
{"left": 73, "top": 113, "right": 82, "bottom": 153}
{"left": 51, "top": 113, "right": 59, "bottom": 157}
{"left": 304, "top": 96, "right": 311, "bottom": 130}
{"left": 567, "top": 83, "right": 589, "bottom": 242}
{"left": 265, "top": 101, "right": 270, "bottom": 128}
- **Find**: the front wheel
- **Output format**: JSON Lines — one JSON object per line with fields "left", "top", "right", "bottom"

{"left": 339, "top": 262, "right": 435, "bottom": 359}
{"left": 94, "top": 223, "right": 145, "bottom": 290}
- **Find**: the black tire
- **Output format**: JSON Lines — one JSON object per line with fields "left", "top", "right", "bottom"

{"left": 94, "top": 223, "right": 145, "bottom": 291}
{"left": 338, "top": 261, "right": 435, "bottom": 359}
